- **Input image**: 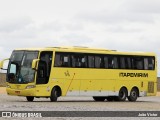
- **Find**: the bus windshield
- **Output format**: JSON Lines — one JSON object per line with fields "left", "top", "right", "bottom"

{"left": 7, "top": 51, "right": 38, "bottom": 84}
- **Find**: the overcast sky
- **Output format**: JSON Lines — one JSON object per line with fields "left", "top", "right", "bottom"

{"left": 0, "top": 0, "right": 160, "bottom": 75}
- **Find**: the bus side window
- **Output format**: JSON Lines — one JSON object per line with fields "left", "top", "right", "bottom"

{"left": 113, "top": 57, "right": 118, "bottom": 69}
{"left": 144, "top": 57, "right": 155, "bottom": 70}
{"left": 61, "top": 54, "right": 70, "bottom": 67}
{"left": 108, "top": 56, "right": 113, "bottom": 68}
{"left": 71, "top": 55, "right": 76, "bottom": 67}
{"left": 88, "top": 56, "right": 94, "bottom": 68}
{"left": 71, "top": 54, "right": 87, "bottom": 68}
{"left": 148, "top": 57, "right": 155, "bottom": 70}
{"left": 81, "top": 57, "right": 87, "bottom": 68}
{"left": 63, "top": 56, "right": 69, "bottom": 67}
{"left": 108, "top": 56, "right": 118, "bottom": 69}
{"left": 144, "top": 58, "right": 149, "bottom": 70}
{"left": 120, "top": 57, "right": 125, "bottom": 69}
{"left": 125, "top": 57, "right": 131, "bottom": 69}
{"left": 104, "top": 56, "right": 108, "bottom": 68}
{"left": 54, "top": 53, "right": 61, "bottom": 67}
{"left": 95, "top": 56, "right": 102, "bottom": 68}
{"left": 137, "top": 59, "right": 144, "bottom": 70}
{"left": 74, "top": 57, "right": 81, "bottom": 67}
{"left": 132, "top": 57, "right": 144, "bottom": 70}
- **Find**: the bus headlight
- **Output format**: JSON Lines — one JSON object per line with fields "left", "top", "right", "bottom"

{"left": 26, "top": 85, "right": 36, "bottom": 89}
{"left": 6, "top": 85, "right": 11, "bottom": 88}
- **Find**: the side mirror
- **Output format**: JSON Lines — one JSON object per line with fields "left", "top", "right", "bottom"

{"left": 0, "top": 58, "right": 9, "bottom": 70}
{"left": 32, "top": 59, "right": 40, "bottom": 70}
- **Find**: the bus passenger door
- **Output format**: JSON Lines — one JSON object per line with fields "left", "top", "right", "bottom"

{"left": 35, "top": 51, "right": 53, "bottom": 97}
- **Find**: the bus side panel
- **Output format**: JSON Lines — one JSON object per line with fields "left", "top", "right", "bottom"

{"left": 48, "top": 68, "right": 157, "bottom": 97}
{"left": 49, "top": 68, "right": 81, "bottom": 96}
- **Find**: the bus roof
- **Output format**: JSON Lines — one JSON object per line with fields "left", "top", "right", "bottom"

{"left": 14, "top": 46, "right": 156, "bottom": 56}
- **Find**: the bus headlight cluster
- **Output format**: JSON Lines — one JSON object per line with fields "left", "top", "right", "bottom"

{"left": 26, "top": 85, "right": 36, "bottom": 89}
{"left": 6, "top": 85, "right": 11, "bottom": 88}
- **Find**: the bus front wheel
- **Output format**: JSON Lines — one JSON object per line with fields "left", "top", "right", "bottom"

{"left": 26, "top": 96, "right": 34, "bottom": 102}
{"left": 50, "top": 88, "right": 58, "bottom": 102}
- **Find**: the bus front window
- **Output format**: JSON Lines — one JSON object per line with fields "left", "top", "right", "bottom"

{"left": 7, "top": 51, "right": 38, "bottom": 84}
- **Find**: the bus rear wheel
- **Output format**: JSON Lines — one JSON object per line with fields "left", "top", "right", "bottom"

{"left": 116, "top": 88, "right": 127, "bottom": 101}
{"left": 128, "top": 88, "right": 138, "bottom": 102}
{"left": 26, "top": 96, "right": 34, "bottom": 102}
{"left": 93, "top": 97, "right": 105, "bottom": 101}
{"left": 50, "top": 88, "right": 59, "bottom": 102}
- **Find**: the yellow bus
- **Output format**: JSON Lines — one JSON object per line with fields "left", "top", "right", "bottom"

{"left": 0, "top": 47, "right": 157, "bottom": 102}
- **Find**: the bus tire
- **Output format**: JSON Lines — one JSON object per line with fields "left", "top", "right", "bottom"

{"left": 93, "top": 97, "right": 105, "bottom": 101}
{"left": 117, "top": 87, "right": 127, "bottom": 101}
{"left": 26, "top": 96, "right": 34, "bottom": 102}
{"left": 50, "top": 88, "right": 58, "bottom": 102}
{"left": 128, "top": 88, "right": 138, "bottom": 102}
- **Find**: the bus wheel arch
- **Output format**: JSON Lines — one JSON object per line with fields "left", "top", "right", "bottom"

{"left": 116, "top": 86, "right": 128, "bottom": 101}
{"left": 50, "top": 86, "right": 62, "bottom": 102}
{"left": 128, "top": 87, "right": 139, "bottom": 102}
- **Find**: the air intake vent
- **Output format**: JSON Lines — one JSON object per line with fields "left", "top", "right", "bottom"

{"left": 148, "top": 82, "right": 154, "bottom": 93}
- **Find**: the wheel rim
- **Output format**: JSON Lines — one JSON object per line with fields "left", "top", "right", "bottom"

{"left": 131, "top": 91, "right": 137, "bottom": 98}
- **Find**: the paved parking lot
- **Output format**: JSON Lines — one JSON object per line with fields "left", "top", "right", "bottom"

{"left": 0, "top": 88, "right": 160, "bottom": 119}
{"left": 0, "top": 93, "right": 160, "bottom": 111}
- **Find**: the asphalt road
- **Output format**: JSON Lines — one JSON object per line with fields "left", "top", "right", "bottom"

{"left": 0, "top": 94, "right": 160, "bottom": 120}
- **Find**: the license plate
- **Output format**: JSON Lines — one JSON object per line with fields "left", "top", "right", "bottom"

{"left": 15, "top": 91, "right": 20, "bottom": 94}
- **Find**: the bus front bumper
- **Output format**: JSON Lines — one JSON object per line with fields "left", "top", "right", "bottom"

{"left": 6, "top": 88, "right": 36, "bottom": 97}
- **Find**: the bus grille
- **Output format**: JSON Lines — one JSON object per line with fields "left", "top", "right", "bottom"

{"left": 148, "top": 82, "right": 154, "bottom": 93}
